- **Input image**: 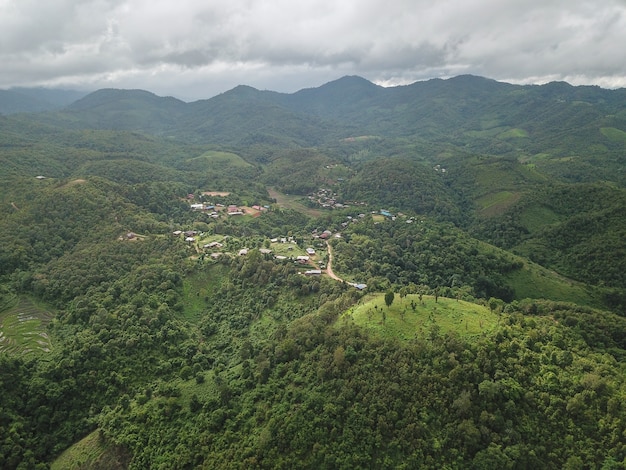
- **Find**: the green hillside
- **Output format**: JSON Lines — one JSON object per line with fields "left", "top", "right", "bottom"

{"left": 346, "top": 294, "right": 499, "bottom": 342}
{"left": 0, "top": 75, "right": 625, "bottom": 469}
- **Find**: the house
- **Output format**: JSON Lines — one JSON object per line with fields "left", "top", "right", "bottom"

{"left": 185, "top": 237, "right": 195, "bottom": 243}
{"left": 306, "top": 248, "right": 316, "bottom": 255}
{"left": 190, "top": 203, "right": 204, "bottom": 210}
{"left": 296, "top": 256, "right": 310, "bottom": 264}
{"left": 239, "top": 248, "right": 248, "bottom": 256}
{"left": 349, "top": 282, "right": 367, "bottom": 290}
{"left": 172, "top": 230, "right": 182, "bottom": 236}
{"left": 304, "top": 269, "right": 322, "bottom": 276}
{"left": 259, "top": 248, "right": 272, "bottom": 255}
{"left": 203, "top": 241, "right": 223, "bottom": 249}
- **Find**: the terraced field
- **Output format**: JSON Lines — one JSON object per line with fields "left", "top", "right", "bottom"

{"left": 0, "top": 297, "right": 54, "bottom": 355}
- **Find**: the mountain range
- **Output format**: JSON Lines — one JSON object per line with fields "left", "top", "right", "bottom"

{"left": 3, "top": 75, "right": 624, "bottom": 165}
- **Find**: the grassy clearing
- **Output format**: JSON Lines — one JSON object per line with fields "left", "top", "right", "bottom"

{"left": 518, "top": 204, "right": 561, "bottom": 233}
{"left": 51, "top": 431, "right": 106, "bottom": 470}
{"left": 342, "top": 294, "right": 498, "bottom": 343}
{"left": 270, "top": 241, "right": 307, "bottom": 258}
{"left": 505, "top": 263, "right": 597, "bottom": 307}
{"left": 181, "top": 265, "right": 229, "bottom": 322}
{"left": 476, "top": 191, "right": 521, "bottom": 217}
{"left": 193, "top": 150, "right": 253, "bottom": 168}
{"left": 497, "top": 128, "right": 529, "bottom": 139}
{"left": 0, "top": 297, "right": 53, "bottom": 355}
{"left": 51, "top": 430, "right": 128, "bottom": 470}
{"left": 600, "top": 127, "right": 626, "bottom": 143}
{"left": 267, "top": 187, "right": 323, "bottom": 217}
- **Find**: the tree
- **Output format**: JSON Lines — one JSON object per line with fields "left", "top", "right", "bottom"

{"left": 384, "top": 291, "right": 395, "bottom": 309}
{"left": 488, "top": 297, "right": 502, "bottom": 314}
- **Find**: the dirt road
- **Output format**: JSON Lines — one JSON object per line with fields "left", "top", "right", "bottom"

{"left": 325, "top": 241, "right": 344, "bottom": 282}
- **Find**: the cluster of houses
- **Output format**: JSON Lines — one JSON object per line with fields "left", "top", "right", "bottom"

{"left": 188, "top": 202, "right": 246, "bottom": 218}
{"left": 172, "top": 230, "right": 200, "bottom": 243}
{"left": 187, "top": 193, "right": 270, "bottom": 218}
{"left": 307, "top": 188, "right": 367, "bottom": 210}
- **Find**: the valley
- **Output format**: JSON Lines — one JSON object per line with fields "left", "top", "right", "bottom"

{"left": 0, "top": 75, "right": 625, "bottom": 469}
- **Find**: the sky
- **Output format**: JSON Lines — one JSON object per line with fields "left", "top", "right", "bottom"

{"left": 1, "top": 0, "right": 625, "bottom": 101}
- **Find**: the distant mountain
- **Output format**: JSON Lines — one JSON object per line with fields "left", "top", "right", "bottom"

{"left": 59, "top": 88, "right": 188, "bottom": 134}
{"left": 0, "top": 87, "right": 88, "bottom": 114}
{"left": 21, "top": 75, "right": 626, "bottom": 183}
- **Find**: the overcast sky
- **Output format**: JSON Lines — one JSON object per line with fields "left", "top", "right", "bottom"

{"left": 1, "top": 0, "right": 625, "bottom": 101}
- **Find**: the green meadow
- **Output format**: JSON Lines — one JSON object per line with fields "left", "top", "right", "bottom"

{"left": 343, "top": 294, "right": 499, "bottom": 342}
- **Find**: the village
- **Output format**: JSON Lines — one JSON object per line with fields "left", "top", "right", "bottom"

{"left": 162, "top": 189, "right": 385, "bottom": 290}
{"left": 307, "top": 187, "right": 368, "bottom": 210}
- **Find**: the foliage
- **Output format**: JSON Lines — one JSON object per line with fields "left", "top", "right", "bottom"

{"left": 1, "top": 76, "right": 626, "bottom": 468}
{"left": 330, "top": 215, "right": 520, "bottom": 301}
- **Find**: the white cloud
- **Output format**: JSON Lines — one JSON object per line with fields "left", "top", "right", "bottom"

{"left": 1, "top": 0, "right": 625, "bottom": 99}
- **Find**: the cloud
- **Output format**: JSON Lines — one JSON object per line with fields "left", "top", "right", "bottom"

{"left": 1, "top": 0, "right": 625, "bottom": 99}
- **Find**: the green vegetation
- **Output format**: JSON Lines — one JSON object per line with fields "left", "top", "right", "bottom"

{"left": 1, "top": 76, "right": 625, "bottom": 469}
{"left": 51, "top": 431, "right": 129, "bottom": 470}
{"left": 497, "top": 128, "right": 529, "bottom": 139}
{"left": 0, "top": 297, "right": 53, "bottom": 355}
{"left": 346, "top": 294, "right": 498, "bottom": 341}
{"left": 191, "top": 150, "right": 253, "bottom": 168}
{"left": 600, "top": 126, "right": 626, "bottom": 143}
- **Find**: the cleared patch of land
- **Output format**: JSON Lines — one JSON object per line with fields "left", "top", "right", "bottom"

{"left": 0, "top": 297, "right": 53, "bottom": 355}
{"left": 268, "top": 187, "right": 323, "bottom": 217}
{"left": 497, "top": 128, "right": 529, "bottom": 139}
{"left": 504, "top": 262, "right": 598, "bottom": 308}
{"left": 58, "top": 178, "right": 87, "bottom": 188}
{"left": 601, "top": 127, "right": 626, "bottom": 143}
{"left": 181, "top": 264, "right": 229, "bottom": 322}
{"left": 518, "top": 204, "right": 561, "bottom": 233}
{"left": 343, "top": 294, "right": 499, "bottom": 342}
{"left": 477, "top": 191, "right": 521, "bottom": 217}
{"left": 192, "top": 150, "right": 252, "bottom": 168}
{"left": 52, "top": 430, "right": 129, "bottom": 470}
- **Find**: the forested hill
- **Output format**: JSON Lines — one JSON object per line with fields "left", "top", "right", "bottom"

{"left": 1, "top": 75, "right": 626, "bottom": 468}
